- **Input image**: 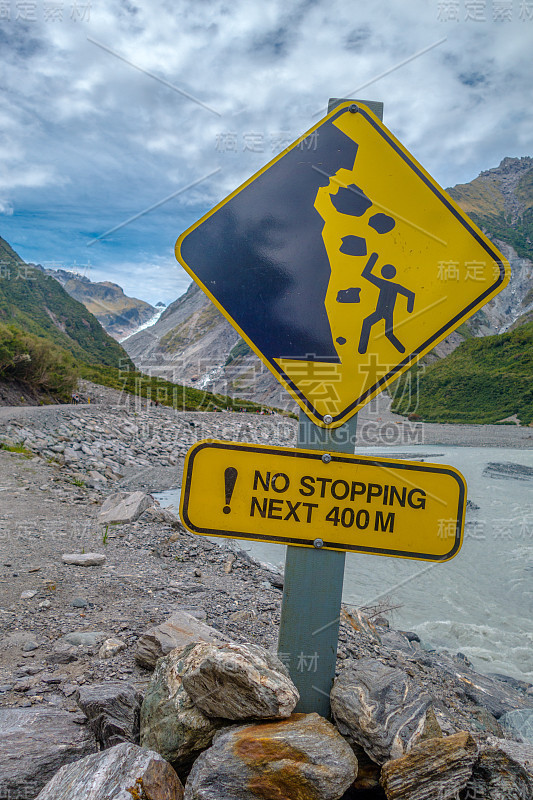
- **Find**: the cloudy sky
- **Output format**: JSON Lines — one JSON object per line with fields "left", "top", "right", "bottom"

{"left": 1, "top": 0, "right": 532, "bottom": 305}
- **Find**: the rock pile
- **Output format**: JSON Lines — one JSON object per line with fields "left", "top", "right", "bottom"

{"left": 0, "top": 401, "right": 297, "bottom": 488}
{"left": 2, "top": 630, "right": 530, "bottom": 799}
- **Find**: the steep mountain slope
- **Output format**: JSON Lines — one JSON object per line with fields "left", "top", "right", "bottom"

{"left": 123, "top": 282, "right": 289, "bottom": 408}
{"left": 447, "top": 156, "right": 533, "bottom": 338}
{"left": 45, "top": 269, "right": 156, "bottom": 340}
{"left": 123, "top": 157, "right": 533, "bottom": 411}
{"left": 0, "top": 237, "right": 133, "bottom": 368}
{"left": 448, "top": 156, "right": 533, "bottom": 261}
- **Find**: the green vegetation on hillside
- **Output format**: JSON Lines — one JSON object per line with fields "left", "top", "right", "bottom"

{"left": 81, "top": 363, "right": 281, "bottom": 414}
{"left": 448, "top": 163, "right": 533, "bottom": 260}
{"left": 0, "top": 323, "right": 78, "bottom": 401}
{"left": 0, "top": 237, "right": 133, "bottom": 368}
{"left": 468, "top": 208, "right": 533, "bottom": 261}
{"left": 225, "top": 339, "right": 252, "bottom": 365}
{"left": 391, "top": 323, "right": 533, "bottom": 425}
{"left": 0, "top": 236, "right": 283, "bottom": 413}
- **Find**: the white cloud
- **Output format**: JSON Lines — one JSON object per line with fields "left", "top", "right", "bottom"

{"left": 0, "top": 166, "right": 58, "bottom": 191}
{"left": 0, "top": 200, "right": 14, "bottom": 215}
{"left": 0, "top": 0, "right": 531, "bottom": 303}
{"left": 89, "top": 254, "right": 191, "bottom": 306}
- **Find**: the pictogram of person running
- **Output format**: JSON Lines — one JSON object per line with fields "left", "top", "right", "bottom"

{"left": 358, "top": 252, "right": 415, "bottom": 355}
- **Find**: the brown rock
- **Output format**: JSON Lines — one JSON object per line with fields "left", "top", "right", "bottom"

{"left": 184, "top": 713, "right": 358, "bottom": 800}
{"left": 341, "top": 607, "right": 381, "bottom": 642}
{"left": 465, "top": 736, "right": 533, "bottom": 799}
{"left": 350, "top": 743, "right": 381, "bottom": 791}
{"left": 380, "top": 731, "right": 477, "bottom": 800}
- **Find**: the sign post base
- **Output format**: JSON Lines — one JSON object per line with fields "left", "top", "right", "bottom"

{"left": 278, "top": 544, "right": 346, "bottom": 716}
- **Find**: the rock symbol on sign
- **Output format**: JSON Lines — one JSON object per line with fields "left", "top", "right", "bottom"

{"left": 330, "top": 182, "right": 415, "bottom": 356}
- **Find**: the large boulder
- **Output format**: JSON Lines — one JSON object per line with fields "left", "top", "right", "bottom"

{"left": 135, "top": 610, "right": 229, "bottom": 670}
{"left": 76, "top": 682, "right": 143, "bottom": 748}
{"left": 35, "top": 742, "right": 184, "bottom": 799}
{"left": 98, "top": 491, "right": 154, "bottom": 524}
{"left": 412, "top": 650, "right": 533, "bottom": 720}
{"left": 141, "top": 645, "right": 226, "bottom": 771}
{"left": 331, "top": 657, "right": 433, "bottom": 764}
{"left": 183, "top": 713, "right": 358, "bottom": 800}
{"left": 380, "top": 731, "right": 477, "bottom": 800}
{"left": 465, "top": 736, "right": 533, "bottom": 799}
{"left": 181, "top": 641, "right": 299, "bottom": 720}
{"left": 0, "top": 708, "right": 96, "bottom": 799}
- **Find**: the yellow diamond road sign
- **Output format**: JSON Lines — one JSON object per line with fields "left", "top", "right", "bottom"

{"left": 180, "top": 440, "right": 466, "bottom": 562}
{"left": 176, "top": 102, "right": 510, "bottom": 428}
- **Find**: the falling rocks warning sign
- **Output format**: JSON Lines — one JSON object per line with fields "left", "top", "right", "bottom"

{"left": 175, "top": 102, "right": 510, "bottom": 428}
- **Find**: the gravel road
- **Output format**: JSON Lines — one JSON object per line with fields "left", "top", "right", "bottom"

{"left": 1, "top": 382, "right": 531, "bottom": 451}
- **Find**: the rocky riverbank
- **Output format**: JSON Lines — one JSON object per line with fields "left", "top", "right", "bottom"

{"left": 1, "top": 383, "right": 532, "bottom": 798}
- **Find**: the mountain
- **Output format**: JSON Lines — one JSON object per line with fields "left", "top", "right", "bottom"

{"left": 44, "top": 268, "right": 157, "bottom": 341}
{"left": 447, "top": 156, "right": 533, "bottom": 338}
{"left": 123, "top": 156, "right": 533, "bottom": 414}
{"left": 448, "top": 156, "right": 533, "bottom": 262}
{"left": 0, "top": 235, "right": 267, "bottom": 413}
{"left": 123, "top": 282, "right": 288, "bottom": 408}
{"left": 0, "top": 236, "right": 133, "bottom": 369}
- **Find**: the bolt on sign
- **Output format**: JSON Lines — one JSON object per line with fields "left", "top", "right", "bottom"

{"left": 180, "top": 441, "right": 466, "bottom": 563}
{"left": 175, "top": 102, "right": 510, "bottom": 428}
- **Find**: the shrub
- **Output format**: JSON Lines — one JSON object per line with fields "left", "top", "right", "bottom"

{"left": 0, "top": 323, "right": 78, "bottom": 401}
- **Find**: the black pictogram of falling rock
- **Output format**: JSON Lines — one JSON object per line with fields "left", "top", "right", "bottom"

{"left": 331, "top": 184, "right": 372, "bottom": 216}
{"left": 340, "top": 236, "right": 367, "bottom": 256}
{"left": 223, "top": 467, "right": 238, "bottom": 514}
{"left": 333, "top": 181, "right": 404, "bottom": 350}
{"left": 336, "top": 288, "right": 361, "bottom": 303}
{"left": 368, "top": 213, "right": 395, "bottom": 234}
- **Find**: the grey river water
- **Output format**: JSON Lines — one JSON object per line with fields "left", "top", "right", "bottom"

{"left": 155, "top": 445, "right": 533, "bottom": 682}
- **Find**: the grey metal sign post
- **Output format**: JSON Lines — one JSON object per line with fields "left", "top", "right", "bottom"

{"left": 277, "top": 98, "right": 384, "bottom": 717}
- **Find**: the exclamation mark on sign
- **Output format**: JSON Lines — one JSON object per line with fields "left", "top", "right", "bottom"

{"left": 223, "top": 467, "right": 238, "bottom": 514}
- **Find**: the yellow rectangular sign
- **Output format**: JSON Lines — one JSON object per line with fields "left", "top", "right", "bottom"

{"left": 180, "top": 440, "right": 466, "bottom": 562}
